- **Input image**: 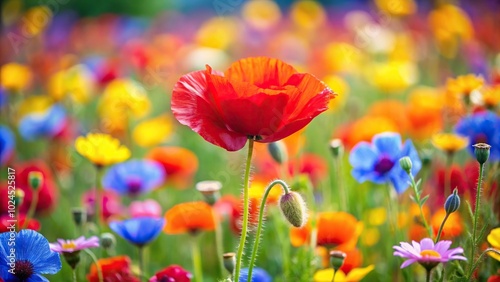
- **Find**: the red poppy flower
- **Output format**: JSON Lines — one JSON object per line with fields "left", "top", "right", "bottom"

{"left": 0, "top": 214, "right": 40, "bottom": 232}
{"left": 150, "top": 265, "right": 192, "bottom": 282}
{"left": 171, "top": 57, "right": 335, "bottom": 151}
{"left": 87, "top": 256, "right": 139, "bottom": 282}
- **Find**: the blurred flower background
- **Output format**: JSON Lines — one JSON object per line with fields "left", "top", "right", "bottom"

{"left": 1, "top": 0, "right": 500, "bottom": 281}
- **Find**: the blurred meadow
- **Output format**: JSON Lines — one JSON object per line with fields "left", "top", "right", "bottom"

{"left": 1, "top": 0, "right": 500, "bottom": 281}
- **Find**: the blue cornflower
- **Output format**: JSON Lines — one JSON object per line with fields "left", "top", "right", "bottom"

{"left": 18, "top": 104, "right": 66, "bottom": 141}
{"left": 0, "top": 230, "right": 62, "bottom": 281}
{"left": 0, "top": 126, "right": 15, "bottom": 165}
{"left": 455, "top": 111, "right": 500, "bottom": 161}
{"left": 239, "top": 267, "right": 271, "bottom": 282}
{"left": 349, "top": 132, "right": 421, "bottom": 194}
{"left": 102, "top": 160, "right": 165, "bottom": 196}
{"left": 109, "top": 217, "right": 165, "bottom": 246}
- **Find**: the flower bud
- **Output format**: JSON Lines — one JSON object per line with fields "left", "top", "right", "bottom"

{"left": 279, "top": 191, "right": 308, "bottom": 228}
{"left": 473, "top": 143, "right": 491, "bottom": 164}
{"left": 399, "top": 156, "right": 412, "bottom": 174}
{"left": 223, "top": 252, "right": 236, "bottom": 274}
{"left": 63, "top": 251, "right": 81, "bottom": 269}
{"left": 101, "top": 232, "right": 116, "bottom": 249}
{"left": 15, "top": 189, "right": 25, "bottom": 207}
{"left": 28, "top": 171, "right": 43, "bottom": 190}
{"left": 268, "top": 141, "right": 288, "bottom": 164}
{"left": 71, "top": 207, "right": 87, "bottom": 226}
{"left": 444, "top": 188, "right": 460, "bottom": 214}
{"left": 196, "top": 180, "right": 222, "bottom": 206}
{"left": 329, "top": 139, "right": 344, "bottom": 158}
{"left": 329, "top": 250, "right": 346, "bottom": 271}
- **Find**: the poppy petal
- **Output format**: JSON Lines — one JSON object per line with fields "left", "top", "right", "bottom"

{"left": 224, "top": 57, "right": 297, "bottom": 88}
{"left": 171, "top": 70, "right": 247, "bottom": 151}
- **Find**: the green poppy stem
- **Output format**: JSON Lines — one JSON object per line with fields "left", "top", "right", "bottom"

{"left": 22, "top": 189, "right": 39, "bottom": 230}
{"left": 84, "top": 249, "right": 103, "bottom": 282}
{"left": 191, "top": 235, "right": 203, "bottom": 282}
{"left": 467, "top": 162, "right": 485, "bottom": 279}
{"left": 434, "top": 213, "right": 450, "bottom": 243}
{"left": 247, "top": 180, "right": 290, "bottom": 280}
{"left": 234, "top": 139, "right": 255, "bottom": 281}
{"left": 213, "top": 208, "right": 225, "bottom": 278}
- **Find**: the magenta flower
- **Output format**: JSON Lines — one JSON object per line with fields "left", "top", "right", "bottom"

{"left": 393, "top": 238, "right": 466, "bottom": 270}
{"left": 129, "top": 199, "right": 162, "bottom": 218}
{"left": 50, "top": 236, "right": 100, "bottom": 253}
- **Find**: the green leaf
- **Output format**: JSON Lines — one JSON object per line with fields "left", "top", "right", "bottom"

{"left": 420, "top": 195, "right": 430, "bottom": 206}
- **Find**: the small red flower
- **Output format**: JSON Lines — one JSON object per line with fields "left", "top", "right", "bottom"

{"left": 0, "top": 214, "right": 40, "bottom": 232}
{"left": 149, "top": 265, "right": 192, "bottom": 282}
{"left": 87, "top": 256, "right": 139, "bottom": 282}
{"left": 171, "top": 57, "right": 335, "bottom": 151}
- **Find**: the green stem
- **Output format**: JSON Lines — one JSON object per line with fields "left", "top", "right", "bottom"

{"left": 73, "top": 268, "right": 77, "bottom": 282}
{"left": 213, "top": 208, "right": 225, "bottom": 278}
{"left": 435, "top": 213, "right": 450, "bottom": 243}
{"left": 247, "top": 180, "right": 290, "bottom": 280}
{"left": 409, "top": 173, "right": 433, "bottom": 238}
{"left": 84, "top": 249, "right": 103, "bottom": 282}
{"left": 138, "top": 246, "right": 145, "bottom": 282}
{"left": 332, "top": 269, "right": 337, "bottom": 282}
{"left": 94, "top": 166, "right": 104, "bottom": 229}
{"left": 467, "top": 162, "right": 485, "bottom": 279}
{"left": 22, "top": 189, "right": 39, "bottom": 230}
{"left": 426, "top": 269, "right": 432, "bottom": 282}
{"left": 335, "top": 157, "right": 347, "bottom": 211}
{"left": 234, "top": 139, "right": 255, "bottom": 281}
{"left": 191, "top": 236, "right": 203, "bottom": 282}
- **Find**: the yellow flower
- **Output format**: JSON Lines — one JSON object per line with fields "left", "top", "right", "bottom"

{"left": 314, "top": 265, "right": 375, "bottom": 282}
{"left": 446, "top": 74, "right": 484, "bottom": 97}
{"left": 48, "top": 65, "right": 95, "bottom": 104}
{"left": 375, "top": 0, "right": 416, "bottom": 16}
{"left": 99, "top": 78, "right": 150, "bottom": 119}
{"left": 290, "top": 0, "right": 326, "bottom": 30}
{"left": 369, "top": 60, "right": 418, "bottom": 93}
{"left": 431, "top": 133, "right": 469, "bottom": 154}
{"left": 482, "top": 86, "right": 500, "bottom": 110}
{"left": 323, "top": 43, "right": 363, "bottom": 74}
{"left": 1, "top": 63, "right": 32, "bottom": 92}
{"left": 323, "top": 75, "right": 349, "bottom": 112}
{"left": 487, "top": 227, "right": 500, "bottom": 261}
{"left": 195, "top": 18, "right": 238, "bottom": 50}
{"left": 132, "top": 115, "right": 173, "bottom": 147}
{"left": 428, "top": 4, "right": 473, "bottom": 58}
{"left": 22, "top": 6, "right": 52, "bottom": 37}
{"left": 75, "top": 133, "right": 130, "bottom": 167}
{"left": 242, "top": 0, "right": 282, "bottom": 30}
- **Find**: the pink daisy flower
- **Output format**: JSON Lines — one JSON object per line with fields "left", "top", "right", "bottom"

{"left": 50, "top": 236, "right": 100, "bottom": 253}
{"left": 393, "top": 238, "right": 466, "bottom": 270}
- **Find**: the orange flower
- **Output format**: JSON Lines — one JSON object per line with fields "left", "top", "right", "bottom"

{"left": 337, "top": 116, "right": 399, "bottom": 149}
{"left": 291, "top": 212, "right": 362, "bottom": 248}
{"left": 163, "top": 202, "right": 215, "bottom": 234}
{"left": 406, "top": 87, "right": 444, "bottom": 140}
{"left": 431, "top": 208, "right": 463, "bottom": 239}
{"left": 87, "top": 256, "right": 139, "bottom": 282}
{"left": 146, "top": 147, "right": 198, "bottom": 189}
{"left": 368, "top": 100, "right": 409, "bottom": 133}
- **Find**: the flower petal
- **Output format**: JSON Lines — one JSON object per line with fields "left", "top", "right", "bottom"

{"left": 372, "top": 132, "right": 402, "bottom": 158}
{"left": 224, "top": 57, "right": 297, "bottom": 88}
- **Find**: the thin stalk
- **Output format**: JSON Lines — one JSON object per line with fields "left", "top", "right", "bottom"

{"left": 191, "top": 236, "right": 203, "bottom": 282}
{"left": 84, "top": 249, "right": 103, "bottom": 282}
{"left": 94, "top": 166, "right": 104, "bottom": 229}
{"left": 409, "top": 173, "right": 433, "bottom": 238}
{"left": 467, "top": 162, "right": 485, "bottom": 279}
{"left": 335, "top": 157, "right": 347, "bottom": 211}
{"left": 247, "top": 180, "right": 290, "bottom": 280}
{"left": 22, "top": 189, "right": 39, "bottom": 230}
{"left": 332, "top": 269, "right": 337, "bottom": 282}
{"left": 72, "top": 269, "right": 77, "bottom": 282}
{"left": 234, "top": 139, "right": 255, "bottom": 281}
{"left": 435, "top": 213, "right": 450, "bottom": 243}
{"left": 213, "top": 208, "right": 225, "bottom": 278}
{"left": 138, "top": 246, "right": 145, "bottom": 282}
{"left": 426, "top": 269, "right": 432, "bottom": 282}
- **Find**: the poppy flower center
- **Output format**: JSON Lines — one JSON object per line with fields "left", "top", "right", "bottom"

{"left": 374, "top": 155, "right": 395, "bottom": 174}
{"left": 474, "top": 133, "right": 488, "bottom": 144}
{"left": 126, "top": 177, "right": 143, "bottom": 195}
{"left": 420, "top": 250, "right": 441, "bottom": 258}
{"left": 15, "top": 260, "right": 34, "bottom": 280}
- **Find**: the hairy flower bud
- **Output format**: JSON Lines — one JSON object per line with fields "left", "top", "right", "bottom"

{"left": 473, "top": 143, "right": 491, "bottom": 164}
{"left": 268, "top": 141, "right": 288, "bottom": 164}
{"left": 444, "top": 188, "right": 461, "bottom": 214}
{"left": 279, "top": 191, "right": 307, "bottom": 227}
{"left": 399, "top": 156, "right": 412, "bottom": 174}
{"left": 196, "top": 180, "right": 222, "bottom": 206}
